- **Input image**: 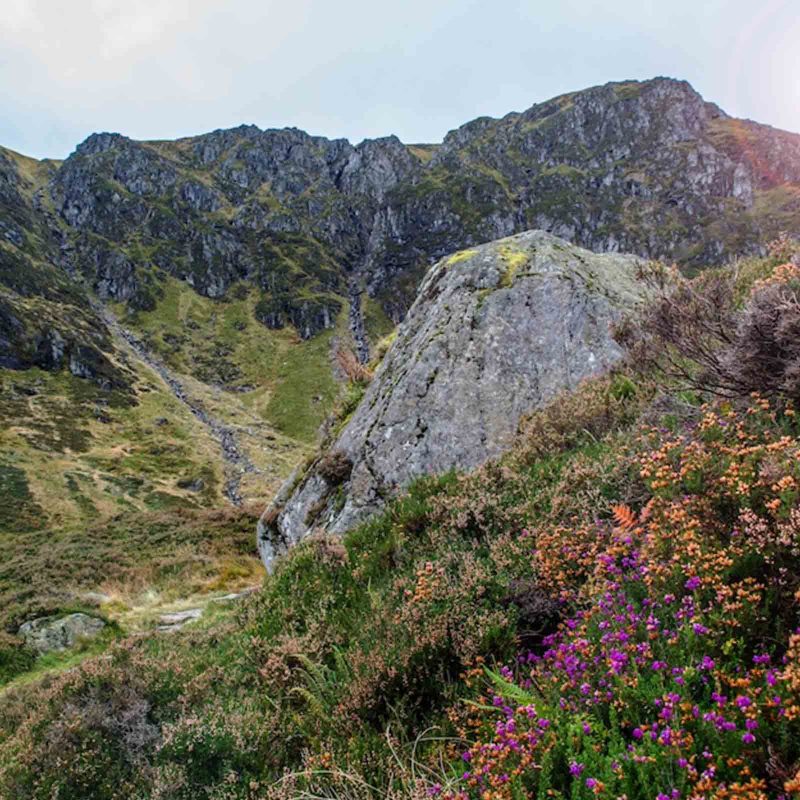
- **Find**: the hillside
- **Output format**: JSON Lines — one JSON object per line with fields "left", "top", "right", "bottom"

{"left": 1, "top": 247, "right": 800, "bottom": 799}
{"left": 2, "top": 74, "right": 800, "bottom": 800}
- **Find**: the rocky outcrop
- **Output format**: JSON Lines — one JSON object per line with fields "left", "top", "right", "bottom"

{"left": 258, "top": 230, "right": 648, "bottom": 568}
{"left": 18, "top": 613, "right": 106, "bottom": 654}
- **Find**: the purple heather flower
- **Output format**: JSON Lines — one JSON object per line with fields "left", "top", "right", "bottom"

{"left": 583, "top": 722, "right": 592, "bottom": 734}
{"left": 700, "top": 655, "right": 715, "bottom": 670}
{"left": 685, "top": 576, "right": 701, "bottom": 591}
{"left": 632, "top": 727, "right": 644, "bottom": 740}
{"left": 742, "top": 732, "right": 756, "bottom": 744}
{"left": 585, "top": 778, "right": 598, "bottom": 789}
{"left": 569, "top": 761, "right": 585, "bottom": 777}
{"left": 735, "top": 695, "right": 752, "bottom": 709}
{"left": 767, "top": 670, "right": 778, "bottom": 686}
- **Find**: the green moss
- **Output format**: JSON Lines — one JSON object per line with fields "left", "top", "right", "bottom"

{"left": 446, "top": 249, "right": 478, "bottom": 267}
{"left": 498, "top": 244, "right": 529, "bottom": 288}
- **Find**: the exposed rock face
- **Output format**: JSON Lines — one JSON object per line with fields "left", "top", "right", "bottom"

{"left": 18, "top": 613, "right": 106, "bottom": 654}
{"left": 258, "top": 230, "right": 648, "bottom": 568}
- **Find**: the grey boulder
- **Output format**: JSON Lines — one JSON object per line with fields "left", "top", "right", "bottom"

{"left": 259, "top": 230, "right": 649, "bottom": 569}
{"left": 18, "top": 613, "right": 107, "bottom": 654}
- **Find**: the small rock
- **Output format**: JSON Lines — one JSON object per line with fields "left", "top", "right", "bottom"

{"left": 212, "top": 586, "right": 259, "bottom": 603}
{"left": 177, "top": 476, "right": 205, "bottom": 492}
{"left": 156, "top": 608, "right": 203, "bottom": 632}
{"left": 18, "top": 613, "right": 107, "bottom": 654}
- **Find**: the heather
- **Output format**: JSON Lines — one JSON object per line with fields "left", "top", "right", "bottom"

{"left": 446, "top": 397, "right": 800, "bottom": 799}
{"left": 2, "top": 257, "right": 800, "bottom": 799}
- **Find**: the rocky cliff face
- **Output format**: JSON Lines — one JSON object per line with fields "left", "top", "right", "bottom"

{"left": 258, "top": 230, "right": 648, "bottom": 568}
{"left": 0, "top": 146, "right": 133, "bottom": 393}
{"left": 3, "top": 77, "right": 799, "bottom": 377}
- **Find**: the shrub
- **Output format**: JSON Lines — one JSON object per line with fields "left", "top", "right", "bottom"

{"left": 615, "top": 256, "right": 800, "bottom": 402}
{"left": 335, "top": 347, "right": 373, "bottom": 385}
{"left": 730, "top": 269, "right": 800, "bottom": 400}
{"left": 445, "top": 395, "right": 800, "bottom": 800}
{"left": 317, "top": 450, "right": 353, "bottom": 485}
{"left": 515, "top": 373, "right": 649, "bottom": 465}
{"left": 500, "top": 579, "right": 561, "bottom": 651}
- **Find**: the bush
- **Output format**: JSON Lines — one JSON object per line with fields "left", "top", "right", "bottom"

{"left": 335, "top": 347, "right": 373, "bottom": 385}
{"left": 731, "top": 268, "right": 800, "bottom": 399}
{"left": 615, "top": 256, "right": 800, "bottom": 402}
{"left": 317, "top": 450, "right": 353, "bottom": 485}
{"left": 515, "top": 372, "right": 649, "bottom": 465}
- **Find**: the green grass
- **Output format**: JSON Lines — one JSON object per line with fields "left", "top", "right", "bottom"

{"left": 118, "top": 277, "right": 346, "bottom": 442}
{"left": 265, "top": 324, "right": 342, "bottom": 441}
{"left": 0, "top": 369, "right": 645, "bottom": 798}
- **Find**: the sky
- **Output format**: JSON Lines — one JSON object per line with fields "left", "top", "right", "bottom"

{"left": 2, "top": 0, "right": 799, "bottom": 160}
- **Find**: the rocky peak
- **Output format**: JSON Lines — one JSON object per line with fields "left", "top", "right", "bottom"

{"left": 74, "top": 131, "right": 131, "bottom": 157}
{"left": 338, "top": 135, "right": 420, "bottom": 200}
{"left": 258, "top": 230, "right": 649, "bottom": 569}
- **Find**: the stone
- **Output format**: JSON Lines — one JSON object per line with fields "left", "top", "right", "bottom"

{"left": 259, "top": 230, "right": 650, "bottom": 569}
{"left": 18, "top": 613, "right": 107, "bottom": 654}
{"left": 156, "top": 608, "right": 203, "bottom": 632}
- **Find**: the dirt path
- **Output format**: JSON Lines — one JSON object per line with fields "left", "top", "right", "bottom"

{"left": 95, "top": 304, "right": 257, "bottom": 505}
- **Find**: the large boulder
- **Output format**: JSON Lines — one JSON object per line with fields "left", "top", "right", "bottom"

{"left": 18, "top": 613, "right": 107, "bottom": 654}
{"left": 258, "top": 230, "right": 649, "bottom": 568}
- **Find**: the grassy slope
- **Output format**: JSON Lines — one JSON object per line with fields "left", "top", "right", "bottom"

{"left": 0, "top": 273, "right": 363, "bottom": 646}
{"left": 114, "top": 277, "right": 348, "bottom": 443}
{"left": 3, "top": 257, "right": 800, "bottom": 799}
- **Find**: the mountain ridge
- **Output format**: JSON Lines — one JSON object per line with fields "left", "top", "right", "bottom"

{"left": 4, "top": 76, "right": 800, "bottom": 353}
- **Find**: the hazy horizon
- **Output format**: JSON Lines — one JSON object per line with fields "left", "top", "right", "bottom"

{"left": 3, "top": 0, "right": 798, "bottom": 160}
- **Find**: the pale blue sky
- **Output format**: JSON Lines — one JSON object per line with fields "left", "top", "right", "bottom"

{"left": 2, "top": 0, "right": 798, "bottom": 160}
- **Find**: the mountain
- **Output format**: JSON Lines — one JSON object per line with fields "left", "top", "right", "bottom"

{"left": 259, "top": 230, "right": 649, "bottom": 566}
{"left": 3, "top": 243, "right": 800, "bottom": 799}
{"left": 4, "top": 77, "right": 800, "bottom": 367}
{"left": 3, "top": 75, "right": 800, "bottom": 800}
